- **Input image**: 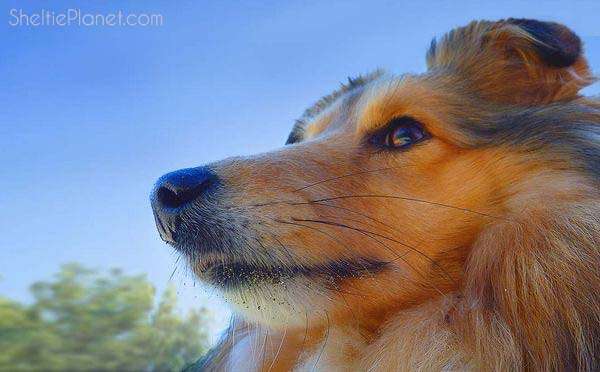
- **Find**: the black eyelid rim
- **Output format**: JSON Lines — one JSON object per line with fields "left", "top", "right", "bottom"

{"left": 367, "top": 116, "right": 430, "bottom": 149}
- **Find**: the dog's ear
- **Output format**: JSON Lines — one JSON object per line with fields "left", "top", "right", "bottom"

{"left": 427, "top": 19, "right": 595, "bottom": 105}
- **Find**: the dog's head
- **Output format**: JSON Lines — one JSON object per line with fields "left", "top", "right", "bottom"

{"left": 151, "top": 19, "right": 598, "bottom": 335}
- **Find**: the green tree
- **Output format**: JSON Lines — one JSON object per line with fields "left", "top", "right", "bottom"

{"left": 0, "top": 264, "right": 210, "bottom": 371}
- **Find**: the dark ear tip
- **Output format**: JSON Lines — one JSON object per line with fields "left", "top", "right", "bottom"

{"left": 507, "top": 18, "right": 582, "bottom": 68}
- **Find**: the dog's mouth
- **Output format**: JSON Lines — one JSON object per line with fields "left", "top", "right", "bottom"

{"left": 150, "top": 179, "right": 390, "bottom": 290}
{"left": 191, "top": 256, "right": 388, "bottom": 290}
{"left": 156, "top": 212, "right": 390, "bottom": 290}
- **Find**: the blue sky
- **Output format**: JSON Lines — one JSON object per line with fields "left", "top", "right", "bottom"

{"left": 1, "top": 0, "right": 599, "bottom": 342}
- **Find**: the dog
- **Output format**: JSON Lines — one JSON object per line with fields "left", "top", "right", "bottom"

{"left": 151, "top": 19, "right": 599, "bottom": 371}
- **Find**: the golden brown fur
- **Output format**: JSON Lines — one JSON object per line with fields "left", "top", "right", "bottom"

{"left": 159, "top": 19, "right": 600, "bottom": 371}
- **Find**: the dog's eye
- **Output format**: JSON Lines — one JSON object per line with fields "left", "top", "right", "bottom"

{"left": 372, "top": 117, "right": 429, "bottom": 149}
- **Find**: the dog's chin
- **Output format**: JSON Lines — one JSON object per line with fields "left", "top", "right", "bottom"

{"left": 222, "top": 276, "right": 336, "bottom": 328}
{"left": 185, "top": 259, "right": 330, "bottom": 327}
{"left": 178, "top": 247, "right": 389, "bottom": 328}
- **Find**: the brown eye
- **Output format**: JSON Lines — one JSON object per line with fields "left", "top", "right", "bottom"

{"left": 372, "top": 117, "right": 429, "bottom": 149}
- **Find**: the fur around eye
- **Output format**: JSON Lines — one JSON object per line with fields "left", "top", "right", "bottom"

{"left": 371, "top": 117, "right": 429, "bottom": 149}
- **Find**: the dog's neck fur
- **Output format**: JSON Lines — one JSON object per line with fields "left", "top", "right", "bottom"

{"left": 205, "top": 295, "right": 467, "bottom": 371}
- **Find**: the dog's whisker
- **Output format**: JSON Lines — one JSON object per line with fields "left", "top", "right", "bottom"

{"left": 264, "top": 218, "right": 382, "bottom": 297}
{"left": 305, "top": 195, "right": 506, "bottom": 220}
{"left": 315, "top": 209, "right": 398, "bottom": 239}
{"left": 267, "top": 324, "right": 287, "bottom": 372}
{"left": 291, "top": 217, "right": 456, "bottom": 286}
{"left": 168, "top": 257, "right": 180, "bottom": 282}
{"left": 312, "top": 311, "right": 330, "bottom": 372}
{"left": 298, "top": 310, "right": 310, "bottom": 365}
{"left": 294, "top": 165, "right": 403, "bottom": 192}
{"left": 271, "top": 220, "right": 375, "bottom": 277}
{"left": 310, "top": 201, "right": 399, "bottom": 234}
{"left": 235, "top": 194, "right": 506, "bottom": 221}
{"left": 276, "top": 215, "right": 447, "bottom": 297}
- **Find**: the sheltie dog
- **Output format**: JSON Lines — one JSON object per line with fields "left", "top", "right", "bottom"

{"left": 151, "top": 19, "right": 599, "bottom": 371}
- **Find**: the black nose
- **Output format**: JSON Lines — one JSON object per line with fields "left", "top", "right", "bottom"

{"left": 152, "top": 166, "right": 218, "bottom": 210}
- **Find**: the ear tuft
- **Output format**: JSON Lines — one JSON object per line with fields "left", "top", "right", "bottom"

{"left": 426, "top": 19, "right": 594, "bottom": 105}
{"left": 507, "top": 18, "right": 581, "bottom": 68}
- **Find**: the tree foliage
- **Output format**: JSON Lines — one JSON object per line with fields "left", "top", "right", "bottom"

{"left": 0, "top": 264, "right": 210, "bottom": 371}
